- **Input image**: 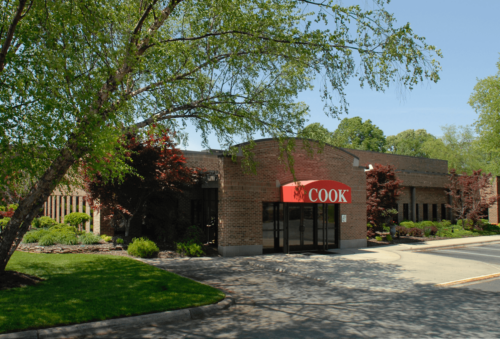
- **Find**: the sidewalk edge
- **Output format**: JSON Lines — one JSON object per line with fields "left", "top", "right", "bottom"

{"left": 402, "top": 239, "right": 500, "bottom": 252}
{"left": 436, "top": 272, "right": 500, "bottom": 287}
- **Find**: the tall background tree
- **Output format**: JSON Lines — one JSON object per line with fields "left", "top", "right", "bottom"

{"left": 331, "top": 117, "right": 387, "bottom": 152}
{"left": 469, "top": 57, "right": 500, "bottom": 176}
{"left": 386, "top": 129, "right": 436, "bottom": 157}
{"left": 301, "top": 116, "right": 387, "bottom": 152}
{"left": 0, "top": 0, "right": 442, "bottom": 273}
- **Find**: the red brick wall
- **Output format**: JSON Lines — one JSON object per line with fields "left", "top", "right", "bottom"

{"left": 488, "top": 177, "right": 500, "bottom": 224}
{"left": 218, "top": 140, "right": 366, "bottom": 247}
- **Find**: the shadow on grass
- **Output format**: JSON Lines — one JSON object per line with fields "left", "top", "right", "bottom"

{"left": 0, "top": 252, "right": 224, "bottom": 334}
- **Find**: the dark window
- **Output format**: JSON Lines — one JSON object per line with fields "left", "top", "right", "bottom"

{"left": 416, "top": 204, "right": 419, "bottom": 222}
{"left": 441, "top": 204, "right": 446, "bottom": 221}
{"left": 393, "top": 204, "right": 399, "bottom": 223}
{"left": 432, "top": 204, "right": 438, "bottom": 221}
{"left": 403, "top": 204, "right": 409, "bottom": 221}
{"left": 423, "top": 204, "right": 429, "bottom": 221}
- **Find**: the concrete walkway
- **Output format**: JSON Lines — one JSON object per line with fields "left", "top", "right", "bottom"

{"left": 3, "top": 235, "right": 500, "bottom": 338}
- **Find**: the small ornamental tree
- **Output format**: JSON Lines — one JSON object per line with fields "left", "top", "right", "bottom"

{"left": 366, "top": 164, "right": 404, "bottom": 231}
{"left": 64, "top": 213, "right": 91, "bottom": 232}
{"left": 446, "top": 169, "right": 499, "bottom": 228}
{"left": 83, "top": 129, "right": 199, "bottom": 237}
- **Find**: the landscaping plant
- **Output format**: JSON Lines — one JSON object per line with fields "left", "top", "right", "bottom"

{"left": 79, "top": 233, "right": 102, "bottom": 245}
{"left": 64, "top": 213, "right": 90, "bottom": 232}
{"left": 446, "top": 169, "right": 500, "bottom": 228}
{"left": 176, "top": 240, "right": 204, "bottom": 257}
{"left": 366, "top": 164, "right": 404, "bottom": 232}
{"left": 127, "top": 237, "right": 159, "bottom": 258}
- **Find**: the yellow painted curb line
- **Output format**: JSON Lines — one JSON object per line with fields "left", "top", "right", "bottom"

{"left": 436, "top": 272, "right": 500, "bottom": 287}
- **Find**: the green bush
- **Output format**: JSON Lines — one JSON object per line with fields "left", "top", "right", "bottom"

{"left": 375, "top": 236, "right": 383, "bottom": 241}
{"left": 100, "top": 234, "right": 112, "bottom": 242}
{"left": 39, "top": 234, "right": 55, "bottom": 246}
{"left": 115, "top": 238, "right": 124, "bottom": 244}
{"left": 34, "top": 216, "right": 57, "bottom": 228}
{"left": 176, "top": 240, "right": 204, "bottom": 257}
{"left": 22, "top": 229, "right": 49, "bottom": 243}
{"left": 424, "top": 228, "right": 432, "bottom": 237}
{"left": 385, "top": 234, "right": 393, "bottom": 242}
{"left": 400, "top": 221, "right": 414, "bottom": 228}
{"left": 55, "top": 233, "right": 79, "bottom": 245}
{"left": 127, "top": 237, "right": 159, "bottom": 258}
{"left": 79, "top": 232, "right": 102, "bottom": 245}
{"left": 64, "top": 212, "right": 90, "bottom": 229}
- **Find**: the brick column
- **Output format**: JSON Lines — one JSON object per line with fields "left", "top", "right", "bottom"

{"left": 411, "top": 187, "right": 416, "bottom": 222}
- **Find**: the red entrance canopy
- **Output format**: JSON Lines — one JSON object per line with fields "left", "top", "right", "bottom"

{"left": 280, "top": 180, "right": 352, "bottom": 204}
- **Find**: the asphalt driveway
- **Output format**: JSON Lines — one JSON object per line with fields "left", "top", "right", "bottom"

{"left": 420, "top": 244, "right": 500, "bottom": 292}
{"left": 47, "top": 253, "right": 500, "bottom": 338}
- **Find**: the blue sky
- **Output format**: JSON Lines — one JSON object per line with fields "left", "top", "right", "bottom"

{"left": 183, "top": 0, "right": 500, "bottom": 151}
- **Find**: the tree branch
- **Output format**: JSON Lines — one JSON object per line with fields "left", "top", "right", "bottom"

{"left": 0, "top": 0, "right": 29, "bottom": 73}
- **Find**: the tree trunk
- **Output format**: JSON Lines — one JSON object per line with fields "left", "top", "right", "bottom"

{"left": 0, "top": 148, "right": 79, "bottom": 273}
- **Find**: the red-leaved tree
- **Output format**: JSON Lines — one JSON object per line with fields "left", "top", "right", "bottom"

{"left": 366, "top": 164, "right": 404, "bottom": 231}
{"left": 83, "top": 129, "right": 199, "bottom": 237}
{"left": 446, "top": 169, "right": 499, "bottom": 228}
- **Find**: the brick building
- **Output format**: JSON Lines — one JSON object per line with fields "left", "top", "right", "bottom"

{"left": 43, "top": 138, "right": 469, "bottom": 257}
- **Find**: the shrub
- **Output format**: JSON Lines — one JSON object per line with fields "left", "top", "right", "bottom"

{"left": 400, "top": 221, "right": 414, "bottom": 228}
{"left": 375, "top": 236, "right": 383, "bottom": 241}
{"left": 55, "top": 233, "right": 79, "bottom": 245}
{"left": 100, "top": 234, "right": 112, "bottom": 242}
{"left": 31, "top": 216, "right": 56, "bottom": 228}
{"left": 115, "top": 238, "right": 124, "bottom": 244}
{"left": 419, "top": 221, "right": 434, "bottom": 228}
{"left": 407, "top": 228, "right": 424, "bottom": 237}
{"left": 39, "top": 234, "right": 55, "bottom": 246}
{"left": 176, "top": 240, "right": 204, "bottom": 257}
{"left": 22, "top": 229, "right": 49, "bottom": 243}
{"left": 79, "top": 232, "right": 102, "bottom": 245}
{"left": 424, "top": 228, "right": 432, "bottom": 237}
{"left": 386, "top": 234, "right": 393, "bottom": 241}
{"left": 127, "top": 237, "right": 159, "bottom": 258}
{"left": 64, "top": 213, "right": 90, "bottom": 230}
{"left": 396, "top": 226, "right": 408, "bottom": 236}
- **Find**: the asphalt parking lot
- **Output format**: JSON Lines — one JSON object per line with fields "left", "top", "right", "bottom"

{"left": 422, "top": 243, "right": 500, "bottom": 292}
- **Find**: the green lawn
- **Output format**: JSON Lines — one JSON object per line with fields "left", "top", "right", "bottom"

{"left": 0, "top": 252, "right": 225, "bottom": 334}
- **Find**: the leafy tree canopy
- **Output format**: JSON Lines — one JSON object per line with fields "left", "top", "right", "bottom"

{"left": 422, "top": 125, "right": 486, "bottom": 175}
{"left": 331, "top": 117, "right": 387, "bottom": 152}
{"left": 386, "top": 129, "right": 436, "bottom": 157}
{"left": 469, "top": 57, "right": 500, "bottom": 175}
{"left": 0, "top": 0, "right": 442, "bottom": 272}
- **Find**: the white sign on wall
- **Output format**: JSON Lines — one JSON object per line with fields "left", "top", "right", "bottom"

{"left": 341, "top": 215, "right": 347, "bottom": 223}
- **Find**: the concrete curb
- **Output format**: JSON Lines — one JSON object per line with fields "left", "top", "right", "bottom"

{"left": 246, "top": 261, "right": 405, "bottom": 293}
{"left": 0, "top": 295, "right": 235, "bottom": 339}
{"left": 403, "top": 239, "right": 500, "bottom": 252}
{"left": 436, "top": 272, "right": 500, "bottom": 287}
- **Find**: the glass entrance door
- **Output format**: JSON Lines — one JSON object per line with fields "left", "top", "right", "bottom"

{"left": 287, "top": 204, "right": 316, "bottom": 252}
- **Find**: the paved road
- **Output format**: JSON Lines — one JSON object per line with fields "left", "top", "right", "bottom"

{"left": 49, "top": 254, "right": 500, "bottom": 338}
{"left": 421, "top": 244, "right": 500, "bottom": 292}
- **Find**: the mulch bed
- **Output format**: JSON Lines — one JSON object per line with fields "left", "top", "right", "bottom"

{"left": 16, "top": 242, "right": 222, "bottom": 258}
{"left": 367, "top": 235, "right": 474, "bottom": 247}
{"left": 0, "top": 271, "right": 44, "bottom": 290}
